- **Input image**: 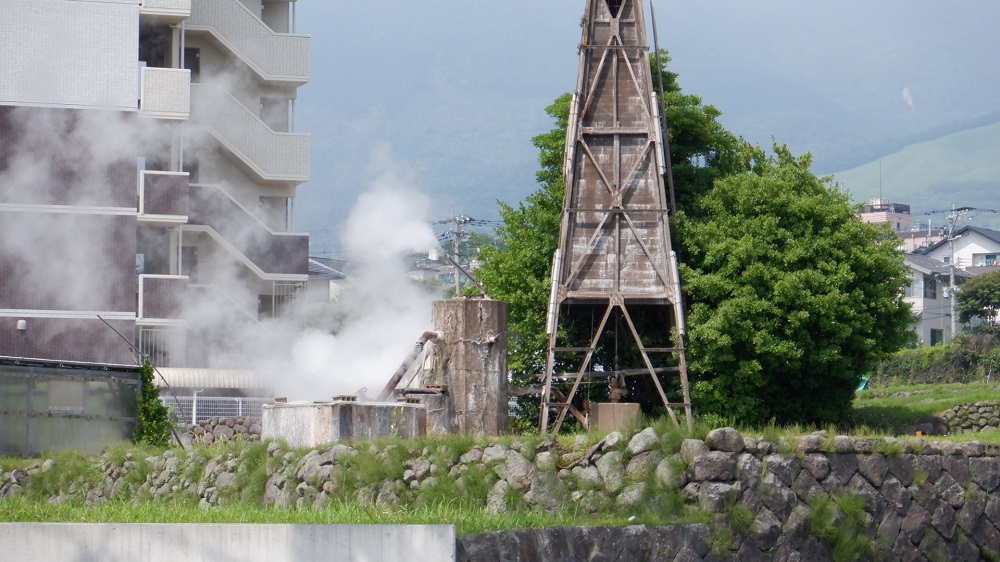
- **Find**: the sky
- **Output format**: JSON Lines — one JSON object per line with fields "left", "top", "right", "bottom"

{"left": 291, "top": 1, "right": 1000, "bottom": 256}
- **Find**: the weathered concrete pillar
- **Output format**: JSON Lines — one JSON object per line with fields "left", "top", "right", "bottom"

{"left": 425, "top": 297, "right": 508, "bottom": 436}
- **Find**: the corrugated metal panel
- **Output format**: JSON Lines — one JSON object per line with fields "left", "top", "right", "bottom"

{"left": 0, "top": 0, "right": 139, "bottom": 110}
{"left": 153, "top": 368, "right": 268, "bottom": 389}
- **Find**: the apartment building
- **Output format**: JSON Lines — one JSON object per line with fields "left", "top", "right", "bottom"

{"left": 0, "top": 0, "right": 310, "bottom": 367}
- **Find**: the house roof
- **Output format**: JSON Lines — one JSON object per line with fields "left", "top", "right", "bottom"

{"left": 308, "top": 257, "right": 348, "bottom": 280}
{"left": 154, "top": 368, "right": 270, "bottom": 390}
{"left": 904, "top": 253, "right": 974, "bottom": 279}
{"left": 923, "top": 225, "right": 1000, "bottom": 253}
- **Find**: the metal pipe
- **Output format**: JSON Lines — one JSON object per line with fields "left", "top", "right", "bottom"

{"left": 377, "top": 331, "right": 441, "bottom": 400}
{"left": 648, "top": 0, "right": 678, "bottom": 215}
{"left": 546, "top": 251, "right": 562, "bottom": 335}
{"left": 192, "top": 389, "right": 203, "bottom": 425}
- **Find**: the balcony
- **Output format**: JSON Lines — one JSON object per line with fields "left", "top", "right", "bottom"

{"left": 140, "top": 68, "right": 191, "bottom": 120}
{"left": 186, "top": 0, "right": 310, "bottom": 84}
{"left": 140, "top": 0, "right": 191, "bottom": 24}
{"left": 139, "top": 171, "right": 189, "bottom": 226}
{"left": 188, "top": 184, "right": 308, "bottom": 279}
{"left": 189, "top": 84, "right": 309, "bottom": 182}
{"left": 138, "top": 275, "right": 189, "bottom": 322}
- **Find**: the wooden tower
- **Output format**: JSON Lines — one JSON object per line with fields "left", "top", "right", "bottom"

{"left": 540, "top": 0, "right": 692, "bottom": 433}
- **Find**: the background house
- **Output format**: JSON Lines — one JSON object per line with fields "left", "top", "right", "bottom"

{"left": 861, "top": 200, "right": 1000, "bottom": 344}
{"left": 902, "top": 254, "right": 972, "bottom": 345}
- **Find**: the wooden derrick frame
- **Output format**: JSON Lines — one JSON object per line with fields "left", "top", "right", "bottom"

{"left": 540, "top": 0, "right": 692, "bottom": 434}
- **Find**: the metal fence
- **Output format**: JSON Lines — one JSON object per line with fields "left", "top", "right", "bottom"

{"left": 161, "top": 395, "right": 270, "bottom": 425}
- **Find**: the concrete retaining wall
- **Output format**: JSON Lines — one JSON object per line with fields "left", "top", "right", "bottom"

{"left": 0, "top": 523, "right": 455, "bottom": 562}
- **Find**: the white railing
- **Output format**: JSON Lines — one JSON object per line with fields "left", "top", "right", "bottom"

{"left": 140, "top": 0, "right": 191, "bottom": 22}
{"left": 162, "top": 396, "right": 271, "bottom": 424}
{"left": 140, "top": 68, "right": 191, "bottom": 120}
{"left": 190, "top": 84, "right": 309, "bottom": 181}
{"left": 186, "top": 0, "right": 309, "bottom": 83}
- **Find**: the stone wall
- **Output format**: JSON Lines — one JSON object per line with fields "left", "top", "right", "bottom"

{"left": 3, "top": 426, "right": 1000, "bottom": 561}
{"left": 940, "top": 401, "right": 1000, "bottom": 434}
{"left": 458, "top": 428, "right": 1000, "bottom": 561}
{"left": 185, "top": 416, "right": 262, "bottom": 445}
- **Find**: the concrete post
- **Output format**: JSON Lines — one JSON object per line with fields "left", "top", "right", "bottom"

{"left": 426, "top": 297, "right": 508, "bottom": 436}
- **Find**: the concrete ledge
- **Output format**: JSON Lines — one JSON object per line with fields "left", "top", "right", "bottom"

{"left": 0, "top": 523, "right": 455, "bottom": 562}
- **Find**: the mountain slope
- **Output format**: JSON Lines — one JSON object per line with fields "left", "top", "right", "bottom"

{"left": 833, "top": 121, "right": 1000, "bottom": 226}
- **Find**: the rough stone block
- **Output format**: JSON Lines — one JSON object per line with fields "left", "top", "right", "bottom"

{"left": 827, "top": 453, "right": 859, "bottom": 484}
{"left": 758, "top": 471, "right": 796, "bottom": 519}
{"left": 970, "top": 457, "right": 1000, "bottom": 492}
{"left": 705, "top": 427, "right": 745, "bottom": 453}
{"left": 762, "top": 454, "right": 799, "bottom": 487}
{"left": 698, "top": 481, "right": 740, "bottom": 511}
{"left": 689, "top": 451, "right": 736, "bottom": 482}
{"left": 626, "top": 427, "right": 659, "bottom": 455}
{"left": 901, "top": 502, "right": 932, "bottom": 544}
{"left": 857, "top": 453, "right": 889, "bottom": 487}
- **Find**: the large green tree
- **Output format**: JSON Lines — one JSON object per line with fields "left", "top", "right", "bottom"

{"left": 480, "top": 53, "right": 912, "bottom": 428}
{"left": 956, "top": 269, "right": 1000, "bottom": 330}
{"left": 677, "top": 146, "right": 913, "bottom": 425}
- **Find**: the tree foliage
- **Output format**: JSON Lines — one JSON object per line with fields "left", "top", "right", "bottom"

{"left": 135, "top": 359, "right": 173, "bottom": 447}
{"left": 677, "top": 146, "right": 913, "bottom": 425}
{"left": 956, "top": 269, "right": 1000, "bottom": 330}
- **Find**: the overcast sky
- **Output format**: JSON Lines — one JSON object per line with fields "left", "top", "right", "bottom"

{"left": 292, "top": 1, "right": 1000, "bottom": 256}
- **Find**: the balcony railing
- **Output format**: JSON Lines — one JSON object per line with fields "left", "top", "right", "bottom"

{"left": 188, "top": 184, "right": 308, "bottom": 277}
{"left": 138, "top": 275, "right": 189, "bottom": 321}
{"left": 139, "top": 171, "right": 189, "bottom": 225}
{"left": 140, "top": 0, "right": 191, "bottom": 23}
{"left": 190, "top": 84, "right": 309, "bottom": 182}
{"left": 140, "top": 68, "right": 191, "bottom": 120}
{"left": 186, "top": 0, "right": 309, "bottom": 84}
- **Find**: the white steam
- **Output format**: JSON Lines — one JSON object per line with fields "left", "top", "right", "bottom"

{"left": 254, "top": 144, "right": 442, "bottom": 400}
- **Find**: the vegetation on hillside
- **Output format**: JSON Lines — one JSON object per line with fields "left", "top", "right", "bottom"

{"left": 869, "top": 332, "right": 1000, "bottom": 387}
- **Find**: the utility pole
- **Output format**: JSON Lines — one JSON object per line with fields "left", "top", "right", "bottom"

{"left": 435, "top": 213, "right": 491, "bottom": 296}
{"left": 946, "top": 204, "right": 958, "bottom": 341}
{"left": 451, "top": 214, "right": 463, "bottom": 295}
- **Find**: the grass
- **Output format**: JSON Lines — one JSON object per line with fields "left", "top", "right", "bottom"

{"left": 0, "top": 497, "right": 629, "bottom": 537}
{"left": 808, "top": 493, "right": 878, "bottom": 562}
{"left": 850, "top": 381, "right": 1000, "bottom": 437}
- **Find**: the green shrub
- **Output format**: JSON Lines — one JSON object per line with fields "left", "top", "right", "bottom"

{"left": 134, "top": 359, "right": 173, "bottom": 447}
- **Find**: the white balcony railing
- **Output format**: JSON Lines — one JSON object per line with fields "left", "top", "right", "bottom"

{"left": 140, "top": 0, "right": 191, "bottom": 23}
{"left": 140, "top": 67, "right": 191, "bottom": 120}
{"left": 186, "top": 0, "right": 309, "bottom": 84}
{"left": 190, "top": 84, "right": 309, "bottom": 182}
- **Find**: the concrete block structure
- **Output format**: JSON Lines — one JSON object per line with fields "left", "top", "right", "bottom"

{"left": 0, "top": 0, "right": 311, "bottom": 367}
{"left": 262, "top": 400, "right": 426, "bottom": 447}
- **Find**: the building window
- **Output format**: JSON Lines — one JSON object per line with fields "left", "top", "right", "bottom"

{"left": 922, "top": 276, "right": 937, "bottom": 299}
{"left": 975, "top": 254, "right": 997, "bottom": 267}
{"left": 930, "top": 329, "right": 944, "bottom": 346}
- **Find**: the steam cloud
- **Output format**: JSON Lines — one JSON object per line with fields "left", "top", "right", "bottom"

{"left": 252, "top": 143, "right": 443, "bottom": 401}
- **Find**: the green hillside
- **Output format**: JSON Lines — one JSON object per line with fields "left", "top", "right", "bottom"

{"left": 832, "top": 120, "right": 1000, "bottom": 228}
